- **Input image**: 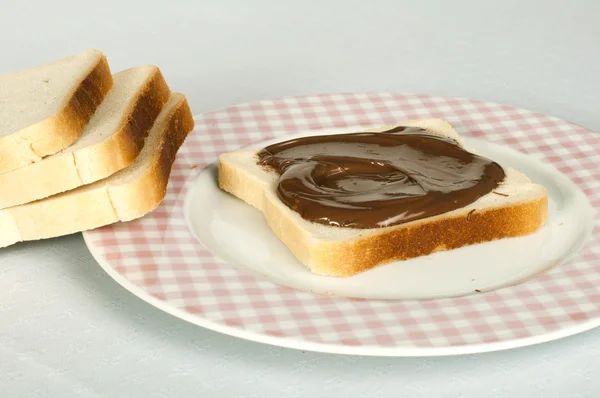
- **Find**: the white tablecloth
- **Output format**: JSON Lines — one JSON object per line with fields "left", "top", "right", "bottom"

{"left": 1, "top": 1, "right": 599, "bottom": 396}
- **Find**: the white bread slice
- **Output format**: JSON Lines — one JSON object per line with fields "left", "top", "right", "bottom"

{"left": 218, "top": 119, "right": 549, "bottom": 277}
{"left": 0, "top": 49, "right": 113, "bottom": 173}
{"left": 0, "top": 93, "right": 194, "bottom": 248}
{"left": 0, "top": 65, "right": 171, "bottom": 210}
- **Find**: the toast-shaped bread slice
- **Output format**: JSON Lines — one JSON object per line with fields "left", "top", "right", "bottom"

{"left": 0, "top": 49, "right": 113, "bottom": 173}
{"left": 0, "top": 93, "right": 194, "bottom": 248}
{"left": 218, "top": 119, "right": 548, "bottom": 277}
{"left": 0, "top": 65, "right": 171, "bottom": 210}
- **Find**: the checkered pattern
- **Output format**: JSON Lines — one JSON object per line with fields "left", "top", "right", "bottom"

{"left": 83, "top": 93, "right": 600, "bottom": 352}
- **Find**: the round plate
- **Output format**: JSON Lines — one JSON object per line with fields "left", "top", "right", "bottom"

{"left": 83, "top": 93, "right": 600, "bottom": 356}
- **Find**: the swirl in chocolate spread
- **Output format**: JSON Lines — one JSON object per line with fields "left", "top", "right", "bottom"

{"left": 257, "top": 126, "right": 506, "bottom": 229}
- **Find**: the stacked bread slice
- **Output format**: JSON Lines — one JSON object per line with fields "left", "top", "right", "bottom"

{"left": 0, "top": 49, "right": 194, "bottom": 248}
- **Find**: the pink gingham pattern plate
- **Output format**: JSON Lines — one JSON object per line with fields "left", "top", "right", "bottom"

{"left": 83, "top": 93, "right": 600, "bottom": 356}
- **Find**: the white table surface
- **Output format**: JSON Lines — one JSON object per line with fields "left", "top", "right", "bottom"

{"left": 1, "top": 1, "right": 599, "bottom": 396}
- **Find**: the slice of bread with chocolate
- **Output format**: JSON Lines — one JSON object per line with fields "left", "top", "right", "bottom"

{"left": 218, "top": 119, "right": 548, "bottom": 277}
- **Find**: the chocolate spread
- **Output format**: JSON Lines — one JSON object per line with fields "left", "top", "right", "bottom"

{"left": 257, "top": 126, "right": 505, "bottom": 229}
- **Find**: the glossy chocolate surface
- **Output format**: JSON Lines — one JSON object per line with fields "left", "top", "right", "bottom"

{"left": 257, "top": 127, "right": 505, "bottom": 229}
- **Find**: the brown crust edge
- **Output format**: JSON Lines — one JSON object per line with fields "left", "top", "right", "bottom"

{"left": 40, "top": 54, "right": 114, "bottom": 154}
{"left": 75, "top": 65, "right": 172, "bottom": 183}
{"left": 310, "top": 193, "right": 548, "bottom": 276}
{"left": 112, "top": 93, "right": 195, "bottom": 222}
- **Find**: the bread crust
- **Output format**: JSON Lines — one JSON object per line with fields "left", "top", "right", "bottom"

{"left": 218, "top": 120, "right": 549, "bottom": 277}
{"left": 74, "top": 66, "right": 171, "bottom": 183}
{"left": 0, "top": 66, "right": 170, "bottom": 210}
{"left": 0, "top": 51, "right": 113, "bottom": 173}
{"left": 110, "top": 95, "right": 194, "bottom": 221}
{"left": 267, "top": 188, "right": 547, "bottom": 276}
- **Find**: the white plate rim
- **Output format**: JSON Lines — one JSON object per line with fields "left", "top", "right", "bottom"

{"left": 83, "top": 232, "right": 600, "bottom": 356}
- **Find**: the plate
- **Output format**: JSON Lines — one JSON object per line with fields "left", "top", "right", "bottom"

{"left": 83, "top": 93, "right": 600, "bottom": 356}
{"left": 187, "top": 132, "right": 592, "bottom": 300}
